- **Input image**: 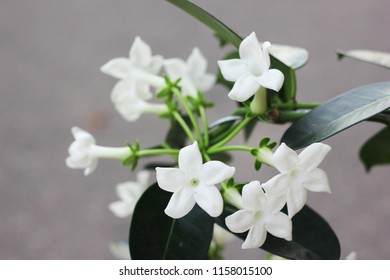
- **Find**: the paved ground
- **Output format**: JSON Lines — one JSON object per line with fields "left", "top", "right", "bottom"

{"left": 1, "top": 0, "right": 390, "bottom": 259}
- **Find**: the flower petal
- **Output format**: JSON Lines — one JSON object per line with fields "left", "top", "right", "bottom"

{"left": 217, "top": 59, "right": 249, "bottom": 82}
{"left": 242, "top": 222, "right": 267, "bottom": 249}
{"left": 225, "top": 209, "right": 254, "bottom": 233}
{"left": 264, "top": 212, "right": 292, "bottom": 240}
{"left": 201, "top": 161, "right": 235, "bottom": 186}
{"left": 196, "top": 73, "right": 216, "bottom": 92}
{"left": 149, "top": 55, "right": 164, "bottom": 74}
{"left": 303, "top": 168, "right": 331, "bottom": 193}
{"left": 100, "top": 58, "right": 132, "bottom": 79}
{"left": 195, "top": 185, "right": 223, "bottom": 217}
{"left": 238, "top": 32, "right": 262, "bottom": 66}
{"left": 164, "top": 58, "right": 187, "bottom": 80}
{"left": 241, "top": 181, "right": 266, "bottom": 211}
{"left": 298, "top": 143, "right": 331, "bottom": 171}
{"left": 187, "top": 48, "right": 207, "bottom": 79}
{"left": 164, "top": 187, "right": 196, "bottom": 219}
{"left": 108, "top": 200, "right": 133, "bottom": 218}
{"left": 155, "top": 167, "right": 186, "bottom": 192}
{"left": 287, "top": 184, "right": 307, "bottom": 218}
{"left": 273, "top": 143, "right": 299, "bottom": 173}
{"left": 136, "top": 170, "right": 150, "bottom": 188}
{"left": 116, "top": 181, "right": 141, "bottom": 201}
{"left": 257, "top": 69, "right": 285, "bottom": 92}
{"left": 178, "top": 141, "right": 202, "bottom": 176}
{"left": 262, "top": 174, "right": 289, "bottom": 197}
{"left": 228, "top": 75, "right": 260, "bottom": 102}
{"left": 129, "top": 36, "right": 152, "bottom": 69}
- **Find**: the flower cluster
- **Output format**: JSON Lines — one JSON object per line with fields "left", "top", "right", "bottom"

{"left": 66, "top": 32, "right": 332, "bottom": 256}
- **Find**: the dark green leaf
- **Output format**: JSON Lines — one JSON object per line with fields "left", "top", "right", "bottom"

{"left": 130, "top": 183, "right": 214, "bottom": 259}
{"left": 165, "top": 116, "right": 192, "bottom": 148}
{"left": 208, "top": 116, "right": 241, "bottom": 146}
{"left": 281, "top": 82, "right": 390, "bottom": 149}
{"left": 337, "top": 49, "right": 390, "bottom": 70}
{"left": 166, "top": 0, "right": 242, "bottom": 48}
{"left": 360, "top": 126, "right": 390, "bottom": 171}
{"left": 215, "top": 204, "right": 340, "bottom": 260}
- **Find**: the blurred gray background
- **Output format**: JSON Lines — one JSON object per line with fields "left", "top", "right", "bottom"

{"left": 1, "top": 0, "right": 390, "bottom": 259}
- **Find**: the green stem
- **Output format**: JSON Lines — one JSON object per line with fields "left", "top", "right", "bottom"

{"left": 173, "top": 88, "right": 204, "bottom": 147}
{"left": 172, "top": 111, "right": 195, "bottom": 142}
{"left": 276, "top": 102, "right": 320, "bottom": 110}
{"left": 137, "top": 148, "right": 179, "bottom": 157}
{"left": 199, "top": 105, "right": 209, "bottom": 147}
{"left": 209, "top": 116, "right": 254, "bottom": 149}
{"left": 208, "top": 145, "right": 253, "bottom": 154}
{"left": 277, "top": 111, "right": 307, "bottom": 122}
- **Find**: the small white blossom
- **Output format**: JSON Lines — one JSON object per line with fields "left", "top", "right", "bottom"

{"left": 164, "top": 48, "right": 216, "bottom": 97}
{"left": 156, "top": 141, "right": 235, "bottom": 219}
{"left": 111, "top": 78, "right": 167, "bottom": 122}
{"left": 66, "top": 127, "right": 130, "bottom": 176}
{"left": 101, "top": 36, "right": 165, "bottom": 90}
{"left": 218, "top": 32, "right": 284, "bottom": 102}
{"left": 262, "top": 143, "right": 331, "bottom": 218}
{"left": 109, "top": 241, "right": 131, "bottom": 260}
{"left": 225, "top": 181, "right": 292, "bottom": 249}
{"left": 108, "top": 171, "right": 150, "bottom": 218}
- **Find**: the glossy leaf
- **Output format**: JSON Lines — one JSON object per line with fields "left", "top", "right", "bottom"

{"left": 165, "top": 116, "right": 192, "bottom": 148}
{"left": 338, "top": 49, "right": 390, "bottom": 70}
{"left": 216, "top": 205, "right": 340, "bottom": 260}
{"left": 360, "top": 126, "right": 390, "bottom": 171}
{"left": 281, "top": 82, "right": 390, "bottom": 149}
{"left": 129, "top": 183, "right": 214, "bottom": 260}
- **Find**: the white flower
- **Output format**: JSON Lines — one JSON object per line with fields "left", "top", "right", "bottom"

{"left": 101, "top": 36, "right": 165, "bottom": 89}
{"left": 345, "top": 251, "right": 357, "bottom": 260}
{"left": 225, "top": 181, "right": 292, "bottom": 249}
{"left": 155, "top": 141, "right": 235, "bottom": 219}
{"left": 164, "top": 48, "right": 216, "bottom": 97}
{"left": 262, "top": 143, "right": 332, "bottom": 218}
{"left": 66, "top": 127, "right": 131, "bottom": 176}
{"left": 109, "top": 241, "right": 131, "bottom": 260}
{"left": 111, "top": 79, "right": 167, "bottom": 122}
{"left": 108, "top": 171, "right": 150, "bottom": 218}
{"left": 218, "top": 32, "right": 284, "bottom": 102}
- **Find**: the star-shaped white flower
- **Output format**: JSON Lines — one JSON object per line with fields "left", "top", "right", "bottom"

{"left": 108, "top": 171, "right": 150, "bottom": 218}
{"left": 101, "top": 36, "right": 163, "bottom": 80}
{"left": 66, "top": 127, "right": 130, "bottom": 176}
{"left": 164, "top": 48, "right": 216, "bottom": 97}
{"left": 262, "top": 143, "right": 332, "bottom": 218}
{"left": 218, "top": 32, "right": 284, "bottom": 102}
{"left": 155, "top": 141, "right": 235, "bottom": 219}
{"left": 225, "top": 181, "right": 292, "bottom": 249}
{"left": 111, "top": 78, "right": 167, "bottom": 122}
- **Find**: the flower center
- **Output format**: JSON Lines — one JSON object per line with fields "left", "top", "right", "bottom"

{"left": 190, "top": 178, "right": 200, "bottom": 187}
{"left": 254, "top": 210, "right": 263, "bottom": 220}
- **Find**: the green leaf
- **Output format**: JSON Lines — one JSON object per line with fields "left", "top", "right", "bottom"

{"left": 216, "top": 205, "right": 340, "bottom": 260}
{"left": 166, "top": 0, "right": 242, "bottom": 48}
{"left": 281, "top": 82, "right": 390, "bottom": 149}
{"left": 130, "top": 183, "right": 214, "bottom": 259}
{"left": 165, "top": 116, "right": 192, "bottom": 148}
{"left": 208, "top": 116, "right": 241, "bottom": 146}
{"left": 360, "top": 126, "right": 390, "bottom": 171}
{"left": 337, "top": 49, "right": 390, "bottom": 70}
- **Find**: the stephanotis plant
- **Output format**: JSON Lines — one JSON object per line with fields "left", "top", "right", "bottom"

{"left": 66, "top": 0, "right": 390, "bottom": 260}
